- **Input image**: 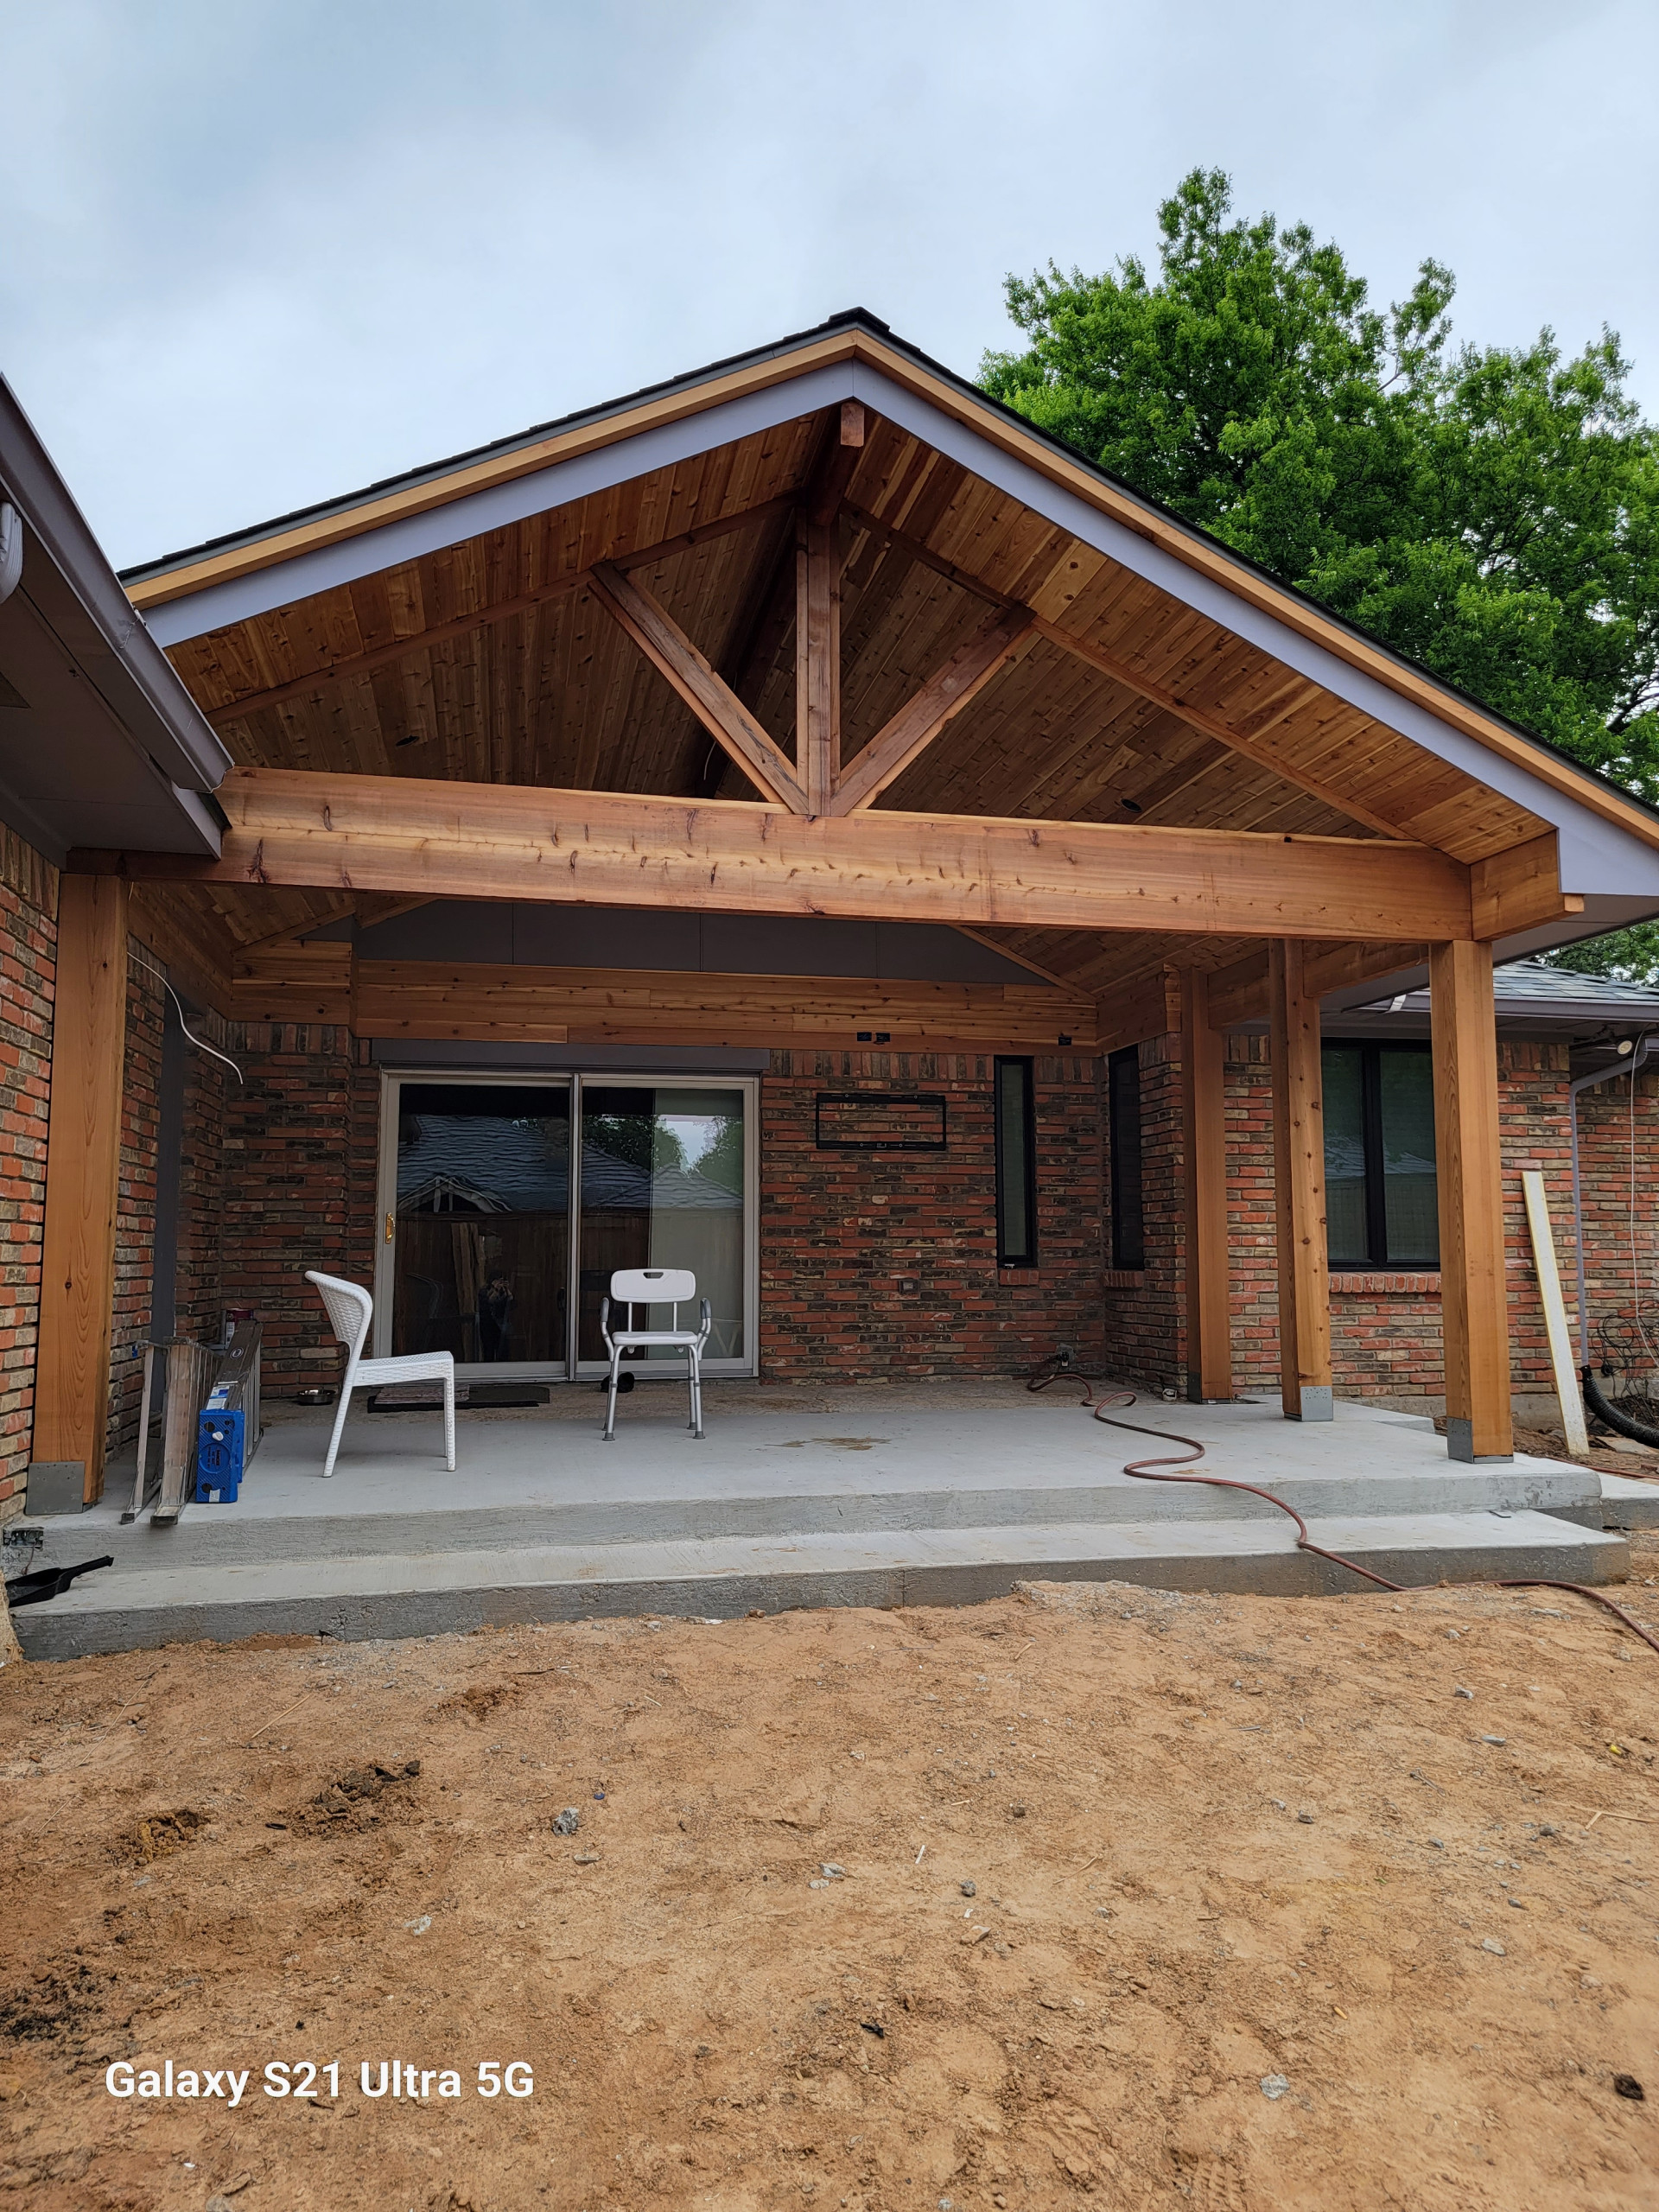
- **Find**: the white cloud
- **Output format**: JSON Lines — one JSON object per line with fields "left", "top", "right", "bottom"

{"left": 2, "top": 0, "right": 1653, "bottom": 566}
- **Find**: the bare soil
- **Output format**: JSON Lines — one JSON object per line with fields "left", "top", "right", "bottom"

{"left": 2, "top": 1548, "right": 1656, "bottom": 2212}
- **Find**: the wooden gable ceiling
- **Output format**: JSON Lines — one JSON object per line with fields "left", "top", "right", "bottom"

{"left": 152, "top": 398, "right": 1555, "bottom": 1004}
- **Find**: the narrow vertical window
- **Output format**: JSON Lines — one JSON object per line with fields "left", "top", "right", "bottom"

{"left": 995, "top": 1057, "right": 1037, "bottom": 1266}
{"left": 1320, "top": 1041, "right": 1438, "bottom": 1267}
{"left": 1108, "top": 1046, "right": 1145, "bottom": 1270}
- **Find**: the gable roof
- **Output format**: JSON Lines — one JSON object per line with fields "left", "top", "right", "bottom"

{"left": 111, "top": 310, "right": 1659, "bottom": 1000}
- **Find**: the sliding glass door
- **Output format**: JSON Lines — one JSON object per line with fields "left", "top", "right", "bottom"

{"left": 374, "top": 1072, "right": 755, "bottom": 1377}
{"left": 385, "top": 1080, "right": 572, "bottom": 1372}
{"left": 576, "top": 1085, "right": 748, "bottom": 1367}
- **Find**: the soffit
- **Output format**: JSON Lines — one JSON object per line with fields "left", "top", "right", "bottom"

{"left": 163, "top": 406, "right": 1555, "bottom": 870}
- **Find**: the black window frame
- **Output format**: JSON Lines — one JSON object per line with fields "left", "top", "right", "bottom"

{"left": 1321, "top": 1039, "right": 1439, "bottom": 1269}
{"left": 993, "top": 1057, "right": 1038, "bottom": 1268}
{"left": 814, "top": 1091, "right": 947, "bottom": 1152}
{"left": 1107, "top": 1045, "right": 1145, "bottom": 1271}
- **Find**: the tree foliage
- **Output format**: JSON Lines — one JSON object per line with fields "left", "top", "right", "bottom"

{"left": 981, "top": 170, "right": 1659, "bottom": 976}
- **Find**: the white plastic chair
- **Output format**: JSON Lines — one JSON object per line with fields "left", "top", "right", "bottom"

{"left": 305, "top": 1269, "right": 456, "bottom": 1479}
{"left": 601, "top": 1268, "right": 711, "bottom": 1441}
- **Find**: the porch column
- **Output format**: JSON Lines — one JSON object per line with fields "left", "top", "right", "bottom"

{"left": 1179, "top": 968, "right": 1232, "bottom": 1402}
{"left": 35, "top": 874, "right": 130, "bottom": 1503}
{"left": 1268, "top": 938, "right": 1332, "bottom": 1421}
{"left": 1430, "top": 938, "right": 1513, "bottom": 1461}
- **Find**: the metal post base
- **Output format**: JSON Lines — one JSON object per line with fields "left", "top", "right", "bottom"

{"left": 1445, "top": 1416, "right": 1512, "bottom": 1464}
{"left": 1285, "top": 1385, "right": 1334, "bottom": 1422}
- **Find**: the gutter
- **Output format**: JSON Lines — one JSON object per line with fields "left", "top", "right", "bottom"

{"left": 0, "top": 374, "right": 232, "bottom": 795}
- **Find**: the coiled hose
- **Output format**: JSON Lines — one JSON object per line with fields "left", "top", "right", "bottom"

{"left": 1582, "top": 1367, "right": 1659, "bottom": 1450}
{"left": 1026, "top": 1357, "right": 1659, "bottom": 1656}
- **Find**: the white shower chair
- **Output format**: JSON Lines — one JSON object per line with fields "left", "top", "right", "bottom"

{"left": 304, "top": 1269, "right": 456, "bottom": 1479}
{"left": 600, "top": 1268, "right": 711, "bottom": 1441}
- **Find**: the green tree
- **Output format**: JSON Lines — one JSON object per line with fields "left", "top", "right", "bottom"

{"left": 982, "top": 169, "right": 1659, "bottom": 976}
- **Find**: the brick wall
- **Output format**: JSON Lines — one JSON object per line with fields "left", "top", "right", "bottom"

{"left": 1104, "top": 1030, "right": 1589, "bottom": 1405}
{"left": 1099, "top": 1035, "right": 1182, "bottom": 1391}
{"left": 105, "top": 945, "right": 165, "bottom": 1459}
{"left": 760, "top": 1048, "right": 1106, "bottom": 1381}
{"left": 79, "top": 995, "right": 1659, "bottom": 1435}
{"left": 219, "top": 1022, "right": 380, "bottom": 1393}
{"left": 0, "top": 830, "right": 55, "bottom": 1521}
{"left": 175, "top": 1009, "right": 231, "bottom": 1345}
{"left": 1579, "top": 1063, "right": 1659, "bottom": 1376}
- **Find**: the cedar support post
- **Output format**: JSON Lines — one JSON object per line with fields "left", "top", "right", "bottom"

{"left": 1430, "top": 938, "right": 1513, "bottom": 1460}
{"left": 1268, "top": 938, "right": 1332, "bottom": 1421}
{"left": 1180, "top": 968, "right": 1232, "bottom": 1402}
{"left": 35, "top": 874, "right": 129, "bottom": 1503}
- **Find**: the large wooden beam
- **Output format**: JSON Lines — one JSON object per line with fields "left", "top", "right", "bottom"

{"left": 831, "top": 606, "right": 1036, "bottom": 815}
{"left": 72, "top": 767, "right": 1478, "bottom": 944}
{"left": 346, "top": 958, "right": 1096, "bottom": 1050}
{"left": 1180, "top": 967, "right": 1233, "bottom": 1403}
{"left": 584, "top": 563, "right": 807, "bottom": 811}
{"left": 36, "top": 876, "right": 130, "bottom": 1503}
{"left": 1469, "top": 831, "right": 1583, "bottom": 939}
{"left": 1268, "top": 938, "right": 1332, "bottom": 1422}
{"left": 1430, "top": 938, "right": 1513, "bottom": 1460}
{"left": 795, "top": 517, "right": 840, "bottom": 814}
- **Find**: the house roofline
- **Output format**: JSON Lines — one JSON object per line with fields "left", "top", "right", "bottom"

{"left": 117, "top": 308, "right": 1659, "bottom": 853}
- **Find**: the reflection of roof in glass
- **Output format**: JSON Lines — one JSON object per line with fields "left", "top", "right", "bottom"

{"left": 1325, "top": 1139, "right": 1434, "bottom": 1179}
{"left": 397, "top": 1116, "right": 740, "bottom": 1212}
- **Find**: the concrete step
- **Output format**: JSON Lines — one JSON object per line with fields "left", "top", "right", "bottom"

{"left": 26, "top": 1448, "right": 1606, "bottom": 1573}
{"left": 1599, "top": 1470, "right": 1659, "bottom": 1529}
{"left": 14, "top": 1509, "right": 1629, "bottom": 1660}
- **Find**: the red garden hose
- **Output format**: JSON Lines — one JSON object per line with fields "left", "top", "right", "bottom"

{"left": 1027, "top": 1360, "right": 1659, "bottom": 1656}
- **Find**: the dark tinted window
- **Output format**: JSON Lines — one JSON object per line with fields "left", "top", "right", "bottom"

{"left": 1320, "top": 1043, "right": 1438, "bottom": 1268}
{"left": 995, "top": 1058, "right": 1036, "bottom": 1266}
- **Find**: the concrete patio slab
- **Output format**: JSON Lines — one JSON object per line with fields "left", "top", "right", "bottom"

{"left": 10, "top": 1384, "right": 1630, "bottom": 1656}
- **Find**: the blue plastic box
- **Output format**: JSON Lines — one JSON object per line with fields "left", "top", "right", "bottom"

{"left": 194, "top": 1404, "right": 245, "bottom": 1503}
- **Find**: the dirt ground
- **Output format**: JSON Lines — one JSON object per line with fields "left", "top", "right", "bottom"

{"left": 2, "top": 1546, "right": 1656, "bottom": 2212}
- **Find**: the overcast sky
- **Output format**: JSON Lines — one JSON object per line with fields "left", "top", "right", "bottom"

{"left": 3, "top": 0, "right": 1655, "bottom": 570}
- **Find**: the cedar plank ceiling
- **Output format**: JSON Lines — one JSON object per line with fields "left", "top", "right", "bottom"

{"left": 160, "top": 404, "right": 1551, "bottom": 1001}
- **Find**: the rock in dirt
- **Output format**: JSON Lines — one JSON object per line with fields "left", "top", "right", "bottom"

{"left": 552, "top": 1807, "right": 581, "bottom": 1836}
{"left": 960, "top": 1880, "right": 976, "bottom": 1897}
{"left": 1613, "top": 2074, "right": 1644, "bottom": 2101}
{"left": 1260, "top": 2074, "right": 1289, "bottom": 2100}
